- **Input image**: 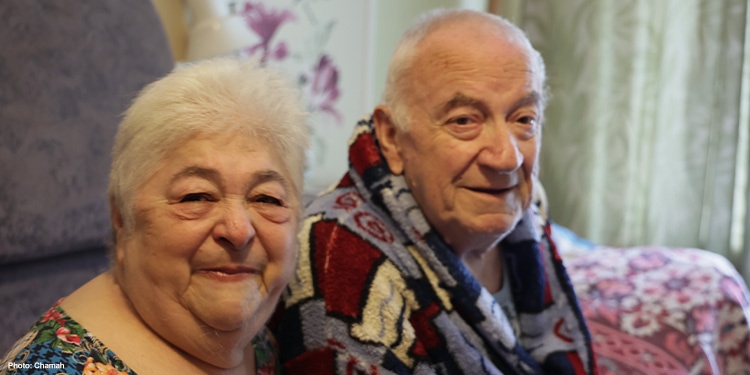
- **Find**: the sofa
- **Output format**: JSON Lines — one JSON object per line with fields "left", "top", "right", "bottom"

{"left": 552, "top": 223, "right": 750, "bottom": 374}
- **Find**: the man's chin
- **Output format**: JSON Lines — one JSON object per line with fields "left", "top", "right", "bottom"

{"left": 474, "top": 211, "right": 522, "bottom": 237}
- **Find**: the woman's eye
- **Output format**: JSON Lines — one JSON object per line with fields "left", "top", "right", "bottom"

{"left": 180, "top": 193, "right": 211, "bottom": 203}
{"left": 252, "top": 193, "right": 292, "bottom": 223}
{"left": 255, "top": 195, "right": 284, "bottom": 206}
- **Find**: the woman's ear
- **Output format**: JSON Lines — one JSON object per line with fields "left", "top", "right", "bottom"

{"left": 373, "top": 105, "right": 404, "bottom": 175}
{"left": 109, "top": 196, "right": 126, "bottom": 265}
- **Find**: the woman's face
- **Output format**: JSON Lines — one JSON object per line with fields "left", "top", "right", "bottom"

{"left": 114, "top": 131, "right": 298, "bottom": 364}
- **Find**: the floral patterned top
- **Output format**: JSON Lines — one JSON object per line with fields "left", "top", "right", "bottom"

{"left": 1, "top": 299, "right": 279, "bottom": 375}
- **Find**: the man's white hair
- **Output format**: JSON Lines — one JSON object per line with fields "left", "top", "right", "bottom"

{"left": 382, "top": 8, "right": 548, "bottom": 130}
{"left": 109, "top": 57, "right": 309, "bottom": 236}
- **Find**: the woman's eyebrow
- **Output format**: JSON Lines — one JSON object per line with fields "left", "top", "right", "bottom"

{"left": 253, "top": 169, "right": 290, "bottom": 190}
{"left": 169, "top": 167, "right": 289, "bottom": 191}
{"left": 170, "top": 166, "right": 221, "bottom": 185}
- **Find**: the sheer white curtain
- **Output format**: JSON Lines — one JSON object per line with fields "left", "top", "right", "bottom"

{"left": 501, "top": 0, "right": 750, "bottom": 278}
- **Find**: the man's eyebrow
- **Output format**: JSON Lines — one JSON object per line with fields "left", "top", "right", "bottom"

{"left": 438, "top": 93, "right": 486, "bottom": 117}
{"left": 437, "top": 91, "right": 544, "bottom": 118}
{"left": 509, "top": 91, "right": 543, "bottom": 113}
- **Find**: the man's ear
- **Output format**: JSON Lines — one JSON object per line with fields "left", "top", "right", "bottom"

{"left": 373, "top": 105, "right": 405, "bottom": 175}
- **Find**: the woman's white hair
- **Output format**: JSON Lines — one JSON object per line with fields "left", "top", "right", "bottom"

{"left": 109, "top": 57, "right": 309, "bottom": 236}
{"left": 382, "top": 8, "right": 548, "bottom": 130}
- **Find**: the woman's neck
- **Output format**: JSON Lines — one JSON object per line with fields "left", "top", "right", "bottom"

{"left": 61, "top": 271, "right": 256, "bottom": 375}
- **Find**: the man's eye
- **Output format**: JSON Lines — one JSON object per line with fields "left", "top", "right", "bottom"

{"left": 255, "top": 195, "right": 284, "bottom": 206}
{"left": 453, "top": 116, "right": 473, "bottom": 125}
{"left": 517, "top": 116, "right": 538, "bottom": 126}
{"left": 180, "top": 193, "right": 211, "bottom": 203}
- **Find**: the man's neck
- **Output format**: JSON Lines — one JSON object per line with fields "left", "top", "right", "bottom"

{"left": 461, "top": 245, "right": 504, "bottom": 293}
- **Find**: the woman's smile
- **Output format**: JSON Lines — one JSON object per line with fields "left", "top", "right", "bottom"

{"left": 195, "top": 266, "right": 261, "bottom": 282}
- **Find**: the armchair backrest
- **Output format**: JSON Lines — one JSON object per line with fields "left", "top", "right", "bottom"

{"left": 0, "top": 0, "right": 174, "bottom": 351}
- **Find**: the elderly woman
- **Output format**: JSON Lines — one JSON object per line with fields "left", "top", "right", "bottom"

{"left": 2, "top": 58, "right": 308, "bottom": 374}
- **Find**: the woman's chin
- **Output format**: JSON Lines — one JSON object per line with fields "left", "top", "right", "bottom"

{"left": 195, "top": 302, "right": 264, "bottom": 333}
{"left": 183, "top": 277, "right": 266, "bottom": 330}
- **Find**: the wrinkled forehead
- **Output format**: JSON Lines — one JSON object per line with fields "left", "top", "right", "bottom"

{"left": 403, "top": 27, "right": 542, "bottom": 103}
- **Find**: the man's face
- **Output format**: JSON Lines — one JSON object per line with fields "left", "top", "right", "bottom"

{"left": 381, "top": 25, "right": 543, "bottom": 256}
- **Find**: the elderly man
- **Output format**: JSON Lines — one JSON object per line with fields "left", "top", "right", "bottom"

{"left": 277, "top": 9, "right": 596, "bottom": 375}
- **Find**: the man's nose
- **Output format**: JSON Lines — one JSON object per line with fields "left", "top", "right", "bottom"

{"left": 214, "top": 202, "right": 255, "bottom": 251}
{"left": 477, "top": 124, "right": 523, "bottom": 171}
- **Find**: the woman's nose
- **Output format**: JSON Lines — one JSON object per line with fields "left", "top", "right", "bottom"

{"left": 214, "top": 202, "right": 255, "bottom": 251}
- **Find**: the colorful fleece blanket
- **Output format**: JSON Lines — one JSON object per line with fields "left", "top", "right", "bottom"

{"left": 277, "top": 118, "right": 597, "bottom": 374}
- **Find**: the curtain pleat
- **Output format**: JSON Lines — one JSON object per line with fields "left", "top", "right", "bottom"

{"left": 515, "top": 0, "right": 750, "bottom": 280}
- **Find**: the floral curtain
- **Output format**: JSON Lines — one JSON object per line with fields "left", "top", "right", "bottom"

{"left": 507, "top": 0, "right": 750, "bottom": 277}
{"left": 196, "top": 0, "right": 368, "bottom": 195}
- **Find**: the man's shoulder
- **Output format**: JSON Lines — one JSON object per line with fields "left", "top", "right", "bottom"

{"left": 298, "top": 184, "right": 423, "bottom": 277}
{"left": 302, "top": 177, "right": 368, "bottom": 217}
{"left": 301, "top": 186, "right": 395, "bottom": 253}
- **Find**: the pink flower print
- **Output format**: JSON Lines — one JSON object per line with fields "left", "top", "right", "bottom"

{"left": 664, "top": 331, "right": 699, "bottom": 364}
{"left": 307, "top": 55, "right": 342, "bottom": 125}
{"left": 240, "top": 2, "right": 295, "bottom": 63}
{"left": 661, "top": 276, "right": 707, "bottom": 307}
{"left": 628, "top": 251, "right": 668, "bottom": 271}
{"left": 717, "top": 303, "right": 750, "bottom": 352}
{"left": 621, "top": 312, "right": 661, "bottom": 336}
{"left": 721, "top": 276, "right": 749, "bottom": 307}
{"left": 598, "top": 366, "right": 619, "bottom": 375}
{"left": 690, "top": 307, "right": 717, "bottom": 334}
{"left": 41, "top": 308, "right": 64, "bottom": 325}
{"left": 594, "top": 278, "right": 635, "bottom": 300}
{"left": 56, "top": 326, "right": 82, "bottom": 345}
{"left": 581, "top": 298, "right": 621, "bottom": 325}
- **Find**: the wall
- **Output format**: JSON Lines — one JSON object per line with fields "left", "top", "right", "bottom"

{"left": 151, "top": 0, "right": 489, "bottom": 195}
{"left": 151, "top": 0, "right": 188, "bottom": 61}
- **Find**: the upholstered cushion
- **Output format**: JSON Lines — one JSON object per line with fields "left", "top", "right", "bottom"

{"left": 0, "top": 0, "right": 174, "bottom": 264}
{"left": 0, "top": 0, "right": 174, "bottom": 352}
